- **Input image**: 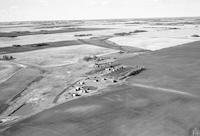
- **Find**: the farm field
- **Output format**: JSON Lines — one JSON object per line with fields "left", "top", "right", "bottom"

{"left": 0, "top": 17, "right": 200, "bottom": 136}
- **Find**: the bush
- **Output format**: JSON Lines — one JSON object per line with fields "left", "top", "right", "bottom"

{"left": 0, "top": 55, "right": 15, "bottom": 60}
{"left": 83, "top": 56, "right": 97, "bottom": 61}
{"left": 133, "top": 30, "right": 147, "bottom": 33}
{"left": 74, "top": 34, "right": 92, "bottom": 37}
{"left": 168, "top": 27, "right": 179, "bottom": 30}
{"left": 32, "top": 43, "right": 48, "bottom": 47}
{"left": 114, "top": 32, "right": 132, "bottom": 36}
{"left": 12, "top": 44, "right": 21, "bottom": 47}
{"left": 114, "top": 30, "right": 147, "bottom": 36}
{"left": 191, "top": 34, "right": 200, "bottom": 37}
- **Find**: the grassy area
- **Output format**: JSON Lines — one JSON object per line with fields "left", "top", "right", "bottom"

{"left": 1, "top": 84, "right": 200, "bottom": 136}
{"left": 118, "top": 40, "right": 200, "bottom": 95}
{"left": 0, "top": 40, "right": 82, "bottom": 54}
{"left": 0, "top": 44, "right": 118, "bottom": 118}
{"left": 0, "top": 28, "right": 109, "bottom": 37}
{"left": 1, "top": 17, "right": 200, "bottom": 136}
{"left": 8, "top": 44, "right": 116, "bottom": 67}
{"left": 0, "top": 67, "right": 43, "bottom": 113}
{"left": 0, "top": 62, "right": 20, "bottom": 83}
{"left": 79, "top": 37, "right": 147, "bottom": 53}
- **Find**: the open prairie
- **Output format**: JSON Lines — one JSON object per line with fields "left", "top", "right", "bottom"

{"left": 0, "top": 62, "right": 20, "bottom": 84}
{"left": 0, "top": 17, "right": 200, "bottom": 136}
{"left": 2, "top": 84, "right": 200, "bottom": 136}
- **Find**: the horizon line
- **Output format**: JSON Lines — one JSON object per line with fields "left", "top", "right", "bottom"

{"left": 0, "top": 16, "right": 200, "bottom": 23}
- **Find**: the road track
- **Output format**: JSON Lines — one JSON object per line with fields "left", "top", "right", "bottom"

{"left": 130, "top": 83, "right": 196, "bottom": 97}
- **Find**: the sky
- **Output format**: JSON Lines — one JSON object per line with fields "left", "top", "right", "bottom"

{"left": 0, "top": 0, "right": 200, "bottom": 22}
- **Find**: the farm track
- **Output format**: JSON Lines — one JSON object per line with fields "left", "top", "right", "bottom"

{"left": 129, "top": 83, "right": 196, "bottom": 97}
